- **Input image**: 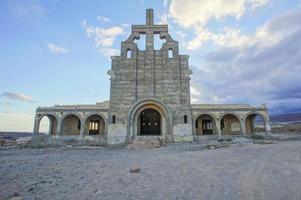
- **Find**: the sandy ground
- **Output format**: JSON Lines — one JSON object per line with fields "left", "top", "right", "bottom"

{"left": 1, "top": 141, "right": 301, "bottom": 200}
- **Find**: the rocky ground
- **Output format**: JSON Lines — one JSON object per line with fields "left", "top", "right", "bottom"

{"left": 1, "top": 139, "right": 301, "bottom": 200}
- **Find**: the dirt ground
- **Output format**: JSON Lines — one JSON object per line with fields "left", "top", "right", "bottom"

{"left": 1, "top": 141, "right": 301, "bottom": 200}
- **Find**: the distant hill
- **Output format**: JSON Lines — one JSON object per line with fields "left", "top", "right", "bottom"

{"left": 0, "top": 132, "right": 33, "bottom": 140}
{"left": 270, "top": 113, "right": 301, "bottom": 124}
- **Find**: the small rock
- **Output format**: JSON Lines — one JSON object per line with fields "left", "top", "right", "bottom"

{"left": 28, "top": 187, "right": 34, "bottom": 192}
{"left": 129, "top": 168, "right": 141, "bottom": 173}
{"left": 93, "top": 189, "right": 98, "bottom": 193}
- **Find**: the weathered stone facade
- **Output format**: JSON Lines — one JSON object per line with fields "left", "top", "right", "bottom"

{"left": 33, "top": 9, "right": 270, "bottom": 145}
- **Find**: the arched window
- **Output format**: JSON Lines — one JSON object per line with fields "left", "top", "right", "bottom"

{"left": 168, "top": 49, "right": 173, "bottom": 58}
{"left": 126, "top": 49, "right": 131, "bottom": 58}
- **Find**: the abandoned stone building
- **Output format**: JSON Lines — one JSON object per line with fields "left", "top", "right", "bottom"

{"left": 33, "top": 9, "right": 271, "bottom": 144}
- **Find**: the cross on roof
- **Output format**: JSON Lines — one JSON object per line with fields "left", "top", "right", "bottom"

{"left": 132, "top": 9, "right": 168, "bottom": 50}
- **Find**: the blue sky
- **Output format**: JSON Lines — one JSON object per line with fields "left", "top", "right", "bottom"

{"left": 1, "top": 0, "right": 301, "bottom": 131}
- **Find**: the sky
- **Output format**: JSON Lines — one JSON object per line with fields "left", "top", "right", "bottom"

{"left": 0, "top": 0, "right": 301, "bottom": 132}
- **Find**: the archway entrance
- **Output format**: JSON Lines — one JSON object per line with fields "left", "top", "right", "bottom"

{"left": 195, "top": 114, "right": 215, "bottom": 135}
{"left": 138, "top": 108, "right": 161, "bottom": 136}
{"left": 245, "top": 113, "right": 266, "bottom": 134}
{"left": 84, "top": 114, "right": 105, "bottom": 135}
{"left": 220, "top": 114, "right": 241, "bottom": 135}
{"left": 61, "top": 114, "right": 81, "bottom": 135}
{"left": 38, "top": 114, "right": 58, "bottom": 135}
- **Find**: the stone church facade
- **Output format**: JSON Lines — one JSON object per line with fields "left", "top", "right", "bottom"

{"left": 33, "top": 9, "right": 271, "bottom": 145}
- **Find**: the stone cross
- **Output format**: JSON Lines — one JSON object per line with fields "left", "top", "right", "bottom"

{"left": 132, "top": 9, "right": 168, "bottom": 51}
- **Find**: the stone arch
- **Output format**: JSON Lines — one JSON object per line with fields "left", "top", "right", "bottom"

{"left": 244, "top": 111, "right": 268, "bottom": 134}
{"left": 128, "top": 99, "right": 172, "bottom": 141}
{"left": 36, "top": 113, "right": 59, "bottom": 135}
{"left": 195, "top": 113, "right": 218, "bottom": 135}
{"left": 83, "top": 113, "right": 107, "bottom": 135}
{"left": 219, "top": 112, "right": 242, "bottom": 135}
{"left": 60, "top": 113, "right": 83, "bottom": 135}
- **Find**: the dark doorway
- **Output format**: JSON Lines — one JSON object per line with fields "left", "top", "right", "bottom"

{"left": 202, "top": 120, "right": 213, "bottom": 135}
{"left": 139, "top": 108, "right": 161, "bottom": 136}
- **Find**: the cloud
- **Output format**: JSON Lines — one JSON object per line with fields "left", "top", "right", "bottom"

{"left": 96, "top": 16, "right": 111, "bottom": 23}
{"left": 47, "top": 43, "right": 69, "bottom": 54}
{"left": 190, "top": 9, "right": 301, "bottom": 114}
{"left": 168, "top": 0, "right": 270, "bottom": 28}
{"left": 81, "top": 20, "right": 124, "bottom": 57}
{"left": 167, "top": 0, "right": 270, "bottom": 50}
{"left": 1, "top": 92, "right": 37, "bottom": 103}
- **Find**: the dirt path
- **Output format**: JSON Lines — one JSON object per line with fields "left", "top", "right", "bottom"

{"left": 1, "top": 141, "right": 301, "bottom": 200}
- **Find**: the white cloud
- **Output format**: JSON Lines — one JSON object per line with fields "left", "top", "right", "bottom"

{"left": 190, "top": 9, "right": 301, "bottom": 113}
{"left": 168, "top": 0, "right": 270, "bottom": 50}
{"left": 47, "top": 43, "right": 69, "bottom": 54}
{"left": 249, "top": 0, "right": 269, "bottom": 9}
{"left": 1, "top": 92, "right": 37, "bottom": 103}
{"left": 81, "top": 20, "right": 124, "bottom": 57}
{"left": 169, "top": 0, "right": 270, "bottom": 28}
{"left": 158, "top": 12, "right": 169, "bottom": 24}
{"left": 96, "top": 16, "right": 111, "bottom": 23}
{"left": 186, "top": 27, "right": 211, "bottom": 50}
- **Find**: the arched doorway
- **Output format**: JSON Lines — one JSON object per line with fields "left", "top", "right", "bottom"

{"left": 38, "top": 114, "right": 58, "bottom": 135}
{"left": 61, "top": 114, "right": 81, "bottom": 135}
{"left": 84, "top": 114, "right": 105, "bottom": 135}
{"left": 195, "top": 114, "right": 215, "bottom": 135}
{"left": 128, "top": 99, "right": 171, "bottom": 140}
{"left": 220, "top": 114, "right": 241, "bottom": 135}
{"left": 138, "top": 108, "right": 161, "bottom": 136}
{"left": 245, "top": 113, "right": 266, "bottom": 134}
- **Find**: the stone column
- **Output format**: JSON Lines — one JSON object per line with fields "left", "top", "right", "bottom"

{"left": 265, "top": 122, "right": 272, "bottom": 134}
{"left": 80, "top": 121, "right": 85, "bottom": 140}
{"left": 241, "top": 118, "right": 247, "bottom": 136}
{"left": 48, "top": 118, "right": 53, "bottom": 135}
{"left": 216, "top": 119, "right": 222, "bottom": 138}
{"left": 57, "top": 119, "right": 62, "bottom": 136}
{"left": 33, "top": 116, "right": 40, "bottom": 135}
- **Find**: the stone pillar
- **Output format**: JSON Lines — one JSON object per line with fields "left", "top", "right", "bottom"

{"left": 241, "top": 118, "right": 247, "bottom": 136}
{"left": 57, "top": 119, "right": 62, "bottom": 136}
{"left": 48, "top": 118, "right": 53, "bottom": 135}
{"left": 265, "top": 122, "right": 272, "bottom": 134}
{"left": 216, "top": 119, "right": 222, "bottom": 138}
{"left": 33, "top": 116, "right": 40, "bottom": 135}
{"left": 80, "top": 121, "right": 85, "bottom": 139}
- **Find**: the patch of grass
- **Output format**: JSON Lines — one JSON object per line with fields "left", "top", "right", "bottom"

{"left": 251, "top": 134, "right": 265, "bottom": 140}
{"left": 253, "top": 140, "right": 274, "bottom": 145}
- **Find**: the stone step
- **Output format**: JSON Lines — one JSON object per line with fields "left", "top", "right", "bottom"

{"left": 127, "top": 136, "right": 165, "bottom": 149}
